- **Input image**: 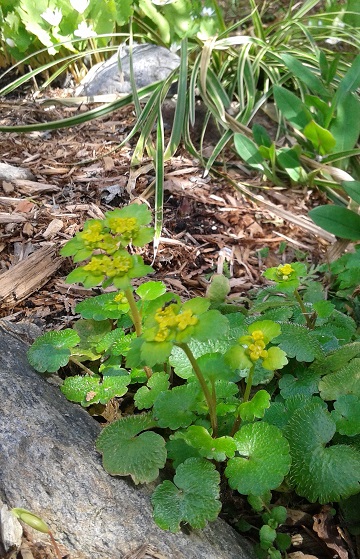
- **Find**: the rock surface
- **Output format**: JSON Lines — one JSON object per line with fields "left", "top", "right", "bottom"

{"left": 76, "top": 44, "right": 180, "bottom": 97}
{"left": 0, "top": 320, "right": 255, "bottom": 559}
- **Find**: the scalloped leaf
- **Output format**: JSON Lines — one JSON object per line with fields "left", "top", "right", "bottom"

{"left": 61, "top": 370, "right": 131, "bottom": 406}
{"left": 286, "top": 401, "right": 360, "bottom": 502}
{"left": 276, "top": 323, "right": 323, "bottom": 362}
{"left": 151, "top": 457, "right": 221, "bottom": 532}
{"left": 332, "top": 395, "right": 360, "bottom": 436}
{"left": 134, "top": 372, "right": 170, "bottom": 410}
{"left": 239, "top": 390, "right": 271, "bottom": 421}
{"left": 225, "top": 422, "right": 291, "bottom": 495}
{"left": 319, "top": 358, "right": 360, "bottom": 400}
{"left": 96, "top": 329, "right": 136, "bottom": 356}
{"left": 27, "top": 329, "right": 80, "bottom": 373}
{"left": 153, "top": 384, "right": 200, "bottom": 429}
{"left": 75, "top": 292, "right": 130, "bottom": 320}
{"left": 279, "top": 368, "right": 321, "bottom": 399}
{"left": 175, "top": 425, "right": 236, "bottom": 461}
{"left": 166, "top": 438, "right": 201, "bottom": 468}
{"left": 96, "top": 413, "right": 166, "bottom": 484}
{"left": 314, "top": 342, "right": 360, "bottom": 373}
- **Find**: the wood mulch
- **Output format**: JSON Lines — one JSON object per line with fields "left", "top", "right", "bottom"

{"left": 1, "top": 91, "right": 353, "bottom": 559}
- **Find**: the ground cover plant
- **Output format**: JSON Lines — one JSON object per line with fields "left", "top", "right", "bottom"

{"left": 27, "top": 203, "right": 360, "bottom": 558}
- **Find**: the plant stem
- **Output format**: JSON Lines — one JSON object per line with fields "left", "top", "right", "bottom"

{"left": 48, "top": 531, "right": 62, "bottom": 559}
{"left": 124, "top": 287, "right": 142, "bottom": 336}
{"left": 230, "top": 365, "right": 255, "bottom": 437}
{"left": 294, "top": 288, "right": 313, "bottom": 329}
{"left": 69, "top": 357, "right": 95, "bottom": 376}
{"left": 177, "top": 342, "right": 218, "bottom": 437}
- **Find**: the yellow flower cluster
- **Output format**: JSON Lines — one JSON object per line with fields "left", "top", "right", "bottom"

{"left": 107, "top": 217, "right": 139, "bottom": 237}
{"left": 81, "top": 221, "right": 105, "bottom": 247}
{"left": 276, "top": 263, "right": 295, "bottom": 281}
{"left": 114, "top": 292, "right": 128, "bottom": 304}
{"left": 153, "top": 305, "right": 198, "bottom": 342}
{"left": 83, "top": 253, "right": 133, "bottom": 277}
{"left": 246, "top": 330, "right": 268, "bottom": 361}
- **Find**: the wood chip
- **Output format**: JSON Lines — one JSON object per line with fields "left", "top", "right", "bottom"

{"left": 0, "top": 244, "right": 63, "bottom": 307}
{"left": 42, "top": 219, "right": 64, "bottom": 239}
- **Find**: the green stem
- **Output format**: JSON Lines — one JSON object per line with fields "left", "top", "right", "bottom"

{"left": 294, "top": 288, "right": 313, "bottom": 329}
{"left": 69, "top": 356, "right": 95, "bottom": 376}
{"left": 124, "top": 287, "right": 142, "bottom": 337}
{"left": 177, "top": 342, "right": 218, "bottom": 437}
{"left": 230, "top": 365, "right": 255, "bottom": 437}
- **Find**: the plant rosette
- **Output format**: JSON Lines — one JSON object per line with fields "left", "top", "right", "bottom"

{"left": 263, "top": 262, "right": 307, "bottom": 291}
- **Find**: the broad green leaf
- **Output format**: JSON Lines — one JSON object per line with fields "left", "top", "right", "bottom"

{"left": 332, "top": 395, "right": 360, "bottom": 436}
{"left": 27, "top": 329, "right": 80, "bottom": 373}
{"left": 342, "top": 180, "right": 360, "bottom": 206}
{"left": 252, "top": 123, "right": 272, "bottom": 148}
{"left": 239, "top": 390, "right": 271, "bottom": 421}
{"left": 60, "top": 371, "right": 130, "bottom": 407}
{"left": 280, "top": 54, "right": 329, "bottom": 97}
{"left": 152, "top": 458, "right": 221, "bottom": 532}
{"left": 277, "top": 148, "right": 306, "bottom": 183}
{"left": 195, "top": 353, "right": 236, "bottom": 383}
{"left": 140, "top": 340, "right": 174, "bottom": 367}
{"left": 153, "top": 384, "right": 200, "bottom": 429}
{"left": 193, "top": 310, "right": 229, "bottom": 342}
{"left": 334, "top": 54, "right": 360, "bottom": 108}
{"left": 166, "top": 437, "right": 201, "bottom": 469}
{"left": 175, "top": 425, "right": 236, "bottom": 461}
{"left": 73, "top": 319, "right": 112, "bottom": 359}
{"left": 225, "top": 422, "right": 291, "bottom": 495}
{"left": 273, "top": 86, "right": 312, "bottom": 130}
{"left": 136, "top": 280, "right": 166, "bottom": 301}
{"left": 260, "top": 524, "right": 276, "bottom": 548}
{"left": 96, "top": 329, "right": 135, "bottom": 356}
{"left": 330, "top": 92, "right": 360, "bottom": 153}
{"left": 314, "top": 342, "right": 360, "bottom": 372}
{"left": 276, "top": 323, "right": 323, "bottom": 362}
{"left": 134, "top": 372, "right": 170, "bottom": 410}
{"left": 234, "top": 133, "right": 267, "bottom": 171}
{"left": 303, "top": 120, "right": 336, "bottom": 154}
{"left": 286, "top": 401, "right": 360, "bottom": 502}
{"left": 96, "top": 413, "right": 166, "bottom": 484}
{"left": 319, "top": 358, "right": 360, "bottom": 400}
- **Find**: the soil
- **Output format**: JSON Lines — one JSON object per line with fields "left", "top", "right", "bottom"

{"left": 0, "top": 86, "right": 354, "bottom": 559}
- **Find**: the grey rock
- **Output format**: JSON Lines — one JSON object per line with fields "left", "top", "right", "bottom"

{"left": 76, "top": 44, "right": 180, "bottom": 97}
{"left": 0, "top": 320, "right": 255, "bottom": 559}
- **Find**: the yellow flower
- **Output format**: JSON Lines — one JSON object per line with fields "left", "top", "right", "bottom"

{"left": 241, "top": 329, "right": 268, "bottom": 362}
{"left": 107, "top": 217, "right": 139, "bottom": 237}
{"left": 276, "top": 264, "right": 295, "bottom": 281}
{"left": 81, "top": 221, "right": 105, "bottom": 247}
{"left": 153, "top": 305, "right": 199, "bottom": 342}
{"left": 114, "top": 292, "right": 127, "bottom": 304}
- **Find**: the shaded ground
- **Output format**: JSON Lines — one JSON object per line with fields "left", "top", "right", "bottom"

{"left": 0, "top": 91, "right": 354, "bottom": 559}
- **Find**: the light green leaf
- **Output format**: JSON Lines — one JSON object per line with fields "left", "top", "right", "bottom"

{"left": 60, "top": 371, "right": 130, "bottom": 407}
{"left": 96, "top": 413, "right": 166, "bottom": 484}
{"left": 134, "top": 372, "right": 170, "bottom": 410}
{"left": 27, "top": 329, "right": 80, "bottom": 373}
{"left": 225, "top": 422, "right": 291, "bottom": 495}
{"left": 262, "top": 346, "right": 288, "bottom": 371}
{"left": 280, "top": 54, "right": 329, "bottom": 97}
{"left": 175, "top": 425, "right": 236, "bottom": 461}
{"left": 75, "top": 292, "right": 130, "bottom": 320}
{"left": 136, "top": 280, "right": 166, "bottom": 301}
{"left": 152, "top": 458, "right": 221, "bottom": 532}
{"left": 239, "top": 390, "right": 271, "bottom": 422}
{"left": 303, "top": 120, "right": 336, "bottom": 154}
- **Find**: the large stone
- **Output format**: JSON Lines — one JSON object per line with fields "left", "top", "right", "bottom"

{"left": 76, "top": 44, "right": 180, "bottom": 97}
{"left": 0, "top": 321, "right": 255, "bottom": 559}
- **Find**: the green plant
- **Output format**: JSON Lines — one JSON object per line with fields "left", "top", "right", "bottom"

{"left": 28, "top": 203, "right": 360, "bottom": 556}
{"left": 12, "top": 508, "right": 62, "bottom": 559}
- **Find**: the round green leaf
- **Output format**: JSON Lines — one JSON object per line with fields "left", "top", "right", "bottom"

{"left": 332, "top": 395, "right": 360, "bottom": 436}
{"left": 239, "top": 390, "right": 271, "bottom": 422}
{"left": 96, "top": 413, "right": 166, "bottom": 484}
{"left": 27, "top": 329, "right": 80, "bottom": 373}
{"left": 136, "top": 281, "right": 167, "bottom": 301}
{"left": 61, "top": 371, "right": 130, "bottom": 406}
{"left": 225, "top": 422, "right": 291, "bottom": 495}
{"left": 153, "top": 384, "right": 200, "bottom": 429}
{"left": 151, "top": 457, "right": 221, "bottom": 532}
{"left": 176, "top": 425, "right": 236, "bottom": 461}
{"left": 134, "top": 372, "right": 170, "bottom": 410}
{"left": 319, "top": 358, "right": 360, "bottom": 400}
{"left": 75, "top": 292, "right": 130, "bottom": 320}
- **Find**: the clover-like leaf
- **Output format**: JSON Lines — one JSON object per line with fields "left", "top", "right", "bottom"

{"left": 239, "top": 390, "right": 271, "bottom": 422}
{"left": 276, "top": 323, "right": 323, "bottom": 362}
{"left": 153, "top": 384, "right": 200, "bottom": 429}
{"left": 61, "top": 370, "right": 131, "bottom": 406}
{"left": 285, "top": 401, "right": 360, "bottom": 502}
{"left": 319, "top": 358, "right": 360, "bottom": 400}
{"left": 134, "top": 372, "right": 170, "bottom": 410}
{"left": 75, "top": 291, "right": 130, "bottom": 320}
{"left": 151, "top": 457, "right": 221, "bottom": 532}
{"left": 96, "top": 413, "right": 166, "bottom": 484}
{"left": 332, "top": 395, "right": 360, "bottom": 436}
{"left": 225, "top": 422, "right": 291, "bottom": 495}
{"left": 27, "top": 329, "right": 80, "bottom": 373}
{"left": 175, "top": 425, "right": 236, "bottom": 461}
